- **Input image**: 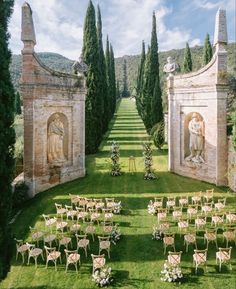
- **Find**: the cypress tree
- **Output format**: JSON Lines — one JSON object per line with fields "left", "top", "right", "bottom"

{"left": 136, "top": 41, "right": 146, "bottom": 117}
{"left": 110, "top": 45, "right": 116, "bottom": 114}
{"left": 105, "top": 36, "right": 112, "bottom": 121}
{"left": 121, "top": 59, "right": 129, "bottom": 98}
{"left": 116, "top": 80, "right": 120, "bottom": 99}
{"left": 183, "top": 42, "right": 192, "bottom": 73}
{"left": 97, "top": 5, "right": 108, "bottom": 133}
{"left": 15, "top": 91, "right": 22, "bottom": 115}
{"left": 0, "top": 0, "right": 15, "bottom": 279}
{"left": 203, "top": 33, "right": 213, "bottom": 65}
{"left": 82, "top": 0, "right": 101, "bottom": 153}
{"left": 142, "top": 12, "right": 159, "bottom": 131}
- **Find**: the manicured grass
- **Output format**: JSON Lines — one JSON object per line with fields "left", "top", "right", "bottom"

{"left": 1, "top": 99, "right": 235, "bottom": 289}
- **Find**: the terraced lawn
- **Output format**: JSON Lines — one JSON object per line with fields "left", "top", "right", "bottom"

{"left": 1, "top": 98, "right": 235, "bottom": 289}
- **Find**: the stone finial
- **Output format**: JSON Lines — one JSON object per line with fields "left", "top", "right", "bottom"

{"left": 21, "top": 2, "right": 36, "bottom": 52}
{"left": 213, "top": 8, "right": 228, "bottom": 50}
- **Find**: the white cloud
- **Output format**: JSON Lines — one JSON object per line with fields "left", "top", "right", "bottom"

{"left": 193, "top": 0, "right": 223, "bottom": 10}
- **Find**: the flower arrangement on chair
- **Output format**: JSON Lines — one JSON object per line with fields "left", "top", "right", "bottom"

{"left": 147, "top": 200, "right": 156, "bottom": 215}
{"left": 110, "top": 141, "right": 121, "bottom": 176}
{"left": 160, "top": 261, "right": 183, "bottom": 283}
{"left": 152, "top": 226, "right": 163, "bottom": 240}
{"left": 142, "top": 143, "right": 156, "bottom": 180}
{"left": 110, "top": 224, "right": 121, "bottom": 245}
{"left": 92, "top": 266, "right": 114, "bottom": 287}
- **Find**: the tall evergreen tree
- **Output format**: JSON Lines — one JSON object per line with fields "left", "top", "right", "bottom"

{"left": 183, "top": 42, "right": 192, "bottom": 73}
{"left": 82, "top": 0, "right": 101, "bottom": 153}
{"left": 121, "top": 59, "right": 129, "bottom": 97}
{"left": 0, "top": 0, "right": 15, "bottom": 279}
{"left": 142, "top": 12, "right": 160, "bottom": 131}
{"left": 105, "top": 36, "right": 112, "bottom": 121}
{"left": 116, "top": 80, "right": 120, "bottom": 99}
{"left": 136, "top": 41, "right": 146, "bottom": 116}
{"left": 110, "top": 45, "right": 116, "bottom": 114}
{"left": 203, "top": 33, "right": 213, "bottom": 65}
{"left": 15, "top": 91, "right": 21, "bottom": 115}
{"left": 97, "top": 5, "right": 108, "bottom": 133}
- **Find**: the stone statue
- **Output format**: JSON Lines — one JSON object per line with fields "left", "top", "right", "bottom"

{"left": 72, "top": 54, "right": 88, "bottom": 75}
{"left": 186, "top": 113, "right": 205, "bottom": 163}
{"left": 163, "top": 56, "right": 178, "bottom": 76}
{"left": 47, "top": 114, "right": 66, "bottom": 163}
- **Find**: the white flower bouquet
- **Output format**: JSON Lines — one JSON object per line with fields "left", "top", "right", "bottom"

{"left": 160, "top": 262, "right": 183, "bottom": 283}
{"left": 110, "top": 224, "right": 121, "bottom": 245}
{"left": 148, "top": 201, "right": 156, "bottom": 215}
{"left": 113, "top": 202, "right": 122, "bottom": 214}
{"left": 92, "top": 266, "right": 113, "bottom": 287}
{"left": 152, "top": 226, "right": 163, "bottom": 240}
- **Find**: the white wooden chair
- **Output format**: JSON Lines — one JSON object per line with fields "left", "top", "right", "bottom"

{"left": 86, "top": 200, "right": 96, "bottom": 211}
{"left": 184, "top": 232, "right": 197, "bottom": 252}
{"left": 201, "top": 202, "right": 213, "bottom": 216}
{"left": 44, "top": 246, "right": 61, "bottom": 271}
{"left": 76, "top": 207, "right": 88, "bottom": 222}
{"left": 70, "top": 221, "right": 81, "bottom": 234}
{"left": 226, "top": 212, "right": 236, "bottom": 224}
{"left": 157, "top": 208, "right": 167, "bottom": 223}
{"left": 166, "top": 197, "right": 176, "bottom": 212}
{"left": 172, "top": 207, "right": 183, "bottom": 221}
{"left": 29, "top": 226, "right": 44, "bottom": 246}
{"left": 204, "top": 229, "right": 218, "bottom": 249}
{"left": 105, "top": 198, "right": 115, "bottom": 210}
{"left": 98, "top": 236, "right": 111, "bottom": 258}
{"left": 79, "top": 197, "right": 88, "bottom": 209}
{"left": 64, "top": 249, "right": 80, "bottom": 273}
{"left": 102, "top": 221, "right": 113, "bottom": 236}
{"left": 153, "top": 197, "right": 163, "bottom": 209}
{"left": 69, "top": 194, "right": 80, "bottom": 207}
{"left": 223, "top": 228, "right": 236, "bottom": 247}
{"left": 179, "top": 196, "right": 188, "bottom": 208}
{"left": 187, "top": 205, "right": 198, "bottom": 221}
{"left": 65, "top": 205, "right": 77, "bottom": 221}
{"left": 203, "top": 189, "right": 214, "bottom": 203}
{"left": 89, "top": 208, "right": 101, "bottom": 225}
{"left": 216, "top": 247, "right": 232, "bottom": 272}
{"left": 211, "top": 214, "right": 224, "bottom": 227}
{"left": 94, "top": 198, "right": 105, "bottom": 212}
{"left": 43, "top": 233, "right": 57, "bottom": 247}
{"left": 85, "top": 221, "right": 96, "bottom": 241}
{"left": 163, "top": 233, "right": 175, "bottom": 254}
{"left": 26, "top": 242, "right": 44, "bottom": 268}
{"left": 158, "top": 222, "right": 170, "bottom": 233}
{"left": 55, "top": 203, "right": 67, "bottom": 219}
{"left": 193, "top": 249, "right": 207, "bottom": 274}
{"left": 191, "top": 192, "right": 202, "bottom": 205}
{"left": 195, "top": 215, "right": 206, "bottom": 230}
{"left": 178, "top": 219, "right": 189, "bottom": 233}
{"left": 15, "top": 239, "right": 28, "bottom": 264}
{"left": 167, "top": 251, "right": 182, "bottom": 266}
{"left": 215, "top": 198, "right": 226, "bottom": 211}
{"left": 103, "top": 208, "right": 113, "bottom": 221}
{"left": 56, "top": 219, "right": 68, "bottom": 233}
{"left": 42, "top": 214, "right": 56, "bottom": 231}
{"left": 58, "top": 234, "right": 72, "bottom": 250}
{"left": 76, "top": 234, "right": 90, "bottom": 257}
{"left": 91, "top": 254, "right": 106, "bottom": 274}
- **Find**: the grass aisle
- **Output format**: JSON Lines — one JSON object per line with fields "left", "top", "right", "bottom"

{"left": 1, "top": 99, "right": 235, "bottom": 289}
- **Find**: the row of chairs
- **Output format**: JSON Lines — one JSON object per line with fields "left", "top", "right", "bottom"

{"left": 165, "top": 247, "right": 232, "bottom": 273}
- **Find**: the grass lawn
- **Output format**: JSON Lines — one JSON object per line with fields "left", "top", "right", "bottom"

{"left": 1, "top": 98, "right": 235, "bottom": 289}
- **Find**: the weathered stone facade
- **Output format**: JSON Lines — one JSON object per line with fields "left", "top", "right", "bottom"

{"left": 167, "top": 9, "right": 229, "bottom": 186}
{"left": 20, "top": 3, "right": 86, "bottom": 197}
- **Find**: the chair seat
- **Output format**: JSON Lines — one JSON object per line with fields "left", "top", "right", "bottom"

{"left": 86, "top": 226, "right": 96, "bottom": 234}
{"left": 44, "top": 234, "right": 56, "bottom": 243}
{"left": 100, "top": 241, "right": 110, "bottom": 249}
{"left": 32, "top": 231, "right": 44, "bottom": 239}
{"left": 153, "top": 201, "right": 162, "bottom": 208}
{"left": 158, "top": 213, "right": 166, "bottom": 219}
{"left": 178, "top": 221, "right": 188, "bottom": 228}
{"left": 192, "top": 196, "right": 201, "bottom": 202}
{"left": 205, "top": 233, "right": 216, "bottom": 241}
{"left": 60, "top": 237, "right": 71, "bottom": 245}
{"left": 56, "top": 221, "right": 68, "bottom": 230}
{"left": 184, "top": 234, "right": 196, "bottom": 243}
{"left": 179, "top": 199, "right": 188, "bottom": 205}
{"left": 57, "top": 208, "right": 67, "bottom": 215}
{"left": 163, "top": 237, "right": 174, "bottom": 245}
{"left": 68, "top": 253, "right": 80, "bottom": 263}
{"left": 195, "top": 219, "right": 206, "bottom": 226}
{"left": 212, "top": 216, "right": 224, "bottom": 223}
{"left": 67, "top": 210, "right": 77, "bottom": 217}
{"left": 96, "top": 203, "right": 105, "bottom": 209}
{"left": 78, "top": 239, "right": 89, "bottom": 247}
{"left": 48, "top": 251, "right": 61, "bottom": 261}
{"left": 30, "top": 248, "right": 43, "bottom": 257}
{"left": 46, "top": 219, "right": 56, "bottom": 226}
{"left": 103, "top": 226, "right": 113, "bottom": 234}
{"left": 167, "top": 201, "right": 175, "bottom": 207}
{"left": 18, "top": 244, "right": 28, "bottom": 253}
{"left": 223, "top": 232, "right": 235, "bottom": 240}
{"left": 77, "top": 212, "right": 88, "bottom": 219}
{"left": 91, "top": 213, "right": 100, "bottom": 219}
{"left": 173, "top": 211, "right": 182, "bottom": 218}
{"left": 226, "top": 214, "right": 236, "bottom": 222}
{"left": 188, "top": 208, "right": 197, "bottom": 214}
{"left": 216, "top": 251, "right": 230, "bottom": 261}
{"left": 202, "top": 206, "right": 212, "bottom": 213}
{"left": 215, "top": 203, "right": 225, "bottom": 210}
{"left": 159, "top": 223, "right": 169, "bottom": 231}
{"left": 107, "top": 202, "right": 115, "bottom": 208}
{"left": 105, "top": 213, "right": 113, "bottom": 219}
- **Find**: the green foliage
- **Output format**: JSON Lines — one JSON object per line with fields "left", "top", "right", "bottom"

{"left": 15, "top": 91, "right": 21, "bottom": 115}
{"left": 136, "top": 41, "right": 146, "bottom": 117}
{"left": 203, "top": 33, "right": 213, "bottom": 65}
{"left": 12, "top": 181, "right": 29, "bottom": 209}
{"left": 110, "top": 45, "right": 117, "bottom": 114}
{"left": 183, "top": 42, "right": 192, "bottom": 73}
{"left": 110, "top": 141, "right": 121, "bottom": 176}
{"left": 150, "top": 121, "right": 165, "bottom": 150}
{"left": 0, "top": 0, "right": 15, "bottom": 280}
{"left": 121, "top": 59, "right": 130, "bottom": 97}
{"left": 142, "top": 142, "right": 156, "bottom": 180}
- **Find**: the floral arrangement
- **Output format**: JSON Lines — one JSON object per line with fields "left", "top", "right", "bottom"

{"left": 147, "top": 200, "right": 156, "bottom": 215}
{"left": 142, "top": 143, "right": 156, "bottom": 180}
{"left": 110, "top": 224, "right": 121, "bottom": 245}
{"left": 92, "top": 266, "right": 113, "bottom": 287}
{"left": 152, "top": 226, "right": 163, "bottom": 240}
{"left": 113, "top": 202, "right": 122, "bottom": 214}
{"left": 160, "top": 262, "right": 183, "bottom": 283}
{"left": 110, "top": 141, "right": 121, "bottom": 176}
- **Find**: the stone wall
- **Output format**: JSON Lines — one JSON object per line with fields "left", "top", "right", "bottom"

{"left": 167, "top": 9, "right": 229, "bottom": 186}
{"left": 20, "top": 3, "right": 86, "bottom": 197}
{"left": 228, "top": 138, "right": 236, "bottom": 192}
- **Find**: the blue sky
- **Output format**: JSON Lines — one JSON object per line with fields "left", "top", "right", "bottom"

{"left": 9, "top": 0, "right": 235, "bottom": 59}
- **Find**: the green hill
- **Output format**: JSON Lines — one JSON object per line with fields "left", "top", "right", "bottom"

{"left": 10, "top": 43, "right": 236, "bottom": 95}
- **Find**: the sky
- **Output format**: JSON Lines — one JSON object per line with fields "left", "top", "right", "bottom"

{"left": 9, "top": 0, "right": 236, "bottom": 60}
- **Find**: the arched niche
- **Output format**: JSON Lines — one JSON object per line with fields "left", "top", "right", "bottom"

{"left": 184, "top": 112, "right": 205, "bottom": 163}
{"left": 47, "top": 113, "right": 68, "bottom": 164}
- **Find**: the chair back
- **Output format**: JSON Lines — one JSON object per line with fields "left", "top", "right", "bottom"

{"left": 168, "top": 251, "right": 182, "bottom": 266}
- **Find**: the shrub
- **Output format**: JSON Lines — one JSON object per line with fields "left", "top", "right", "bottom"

{"left": 12, "top": 181, "right": 29, "bottom": 208}
{"left": 150, "top": 121, "right": 165, "bottom": 150}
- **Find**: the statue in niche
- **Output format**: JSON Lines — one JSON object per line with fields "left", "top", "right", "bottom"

{"left": 163, "top": 56, "right": 179, "bottom": 76}
{"left": 185, "top": 113, "right": 205, "bottom": 163}
{"left": 47, "top": 114, "right": 66, "bottom": 164}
